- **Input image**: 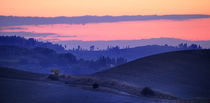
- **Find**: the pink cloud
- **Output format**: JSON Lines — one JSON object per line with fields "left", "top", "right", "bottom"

{"left": 1, "top": 18, "right": 210, "bottom": 41}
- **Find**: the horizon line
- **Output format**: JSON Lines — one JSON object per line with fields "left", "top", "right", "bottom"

{"left": 39, "top": 37, "right": 210, "bottom": 42}
{"left": 1, "top": 14, "right": 210, "bottom": 18}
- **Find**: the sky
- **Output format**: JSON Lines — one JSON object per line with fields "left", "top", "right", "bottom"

{"left": 0, "top": 0, "right": 210, "bottom": 41}
{"left": 1, "top": 0, "right": 210, "bottom": 16}
{"left": 1, "top": 18, "right": 210, "bottom": 41}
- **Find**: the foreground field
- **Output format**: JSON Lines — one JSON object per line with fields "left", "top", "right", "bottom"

{"left": 1, "top": 67, "right": 209, "bottom": 103}
{"left": 0, "top": 77, "right": 162, "bottom": 103}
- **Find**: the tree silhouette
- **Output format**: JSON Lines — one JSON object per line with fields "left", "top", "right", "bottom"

{"left": 90, "top": 45, "right": 95, "bottom": 51}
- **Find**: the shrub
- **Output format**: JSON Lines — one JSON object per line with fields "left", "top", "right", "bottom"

{"left": 60, "top": 74, "right": 70, "bottom": 79}
{"left": 50, "top": 68, "right": 60, "bottom": 76}
{"left": 141, "top": 87, "right": 154, "bottom": 96}
{"left": 92, "top": 82, "right": 99, "bottom": 89}
{"left": 48, "top": 74, "right": 59, "bottom": 80}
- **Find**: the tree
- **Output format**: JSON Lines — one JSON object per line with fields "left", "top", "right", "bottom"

{"left": 116, "top": 57, "right": 127, "bottom": 65}
{"left": 189, "top": 44, "right": 198, "bottom": 49}
{"left": 90, "top": 45, "right": 95, "bottom": 51}
{"left": 48, "top": 68, "right": 60, "bottom": 80}
{"left": 77, "top": 45, "right": 81, "bottom": 51}
{"left": 92, "top": 82, "right": 99, "bottom": 89}
{"left": 50, "top": 68, "right": 60, "bottom": 76}
{"left": 107, "top": 46, "right": 120, "bottom": 51}
{"left": 58, "top": 53, "right": 77, "bottom": 64}
{"left": 198, "top": 45, "right": 202, "bottom": 49}
{"left": 178, "top": 43, "right": 187, "bottom": 48}
{"left": 141, "top": 87, "right": 154, "bottom": 96}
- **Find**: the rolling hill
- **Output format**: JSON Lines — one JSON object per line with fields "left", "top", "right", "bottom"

{"left": 0, "top": 45, "right": 126, "bottom": 75}
{"left": 69, "top": 45, "right": 183, "bottom": 61}
{"left": 0, "top": 67, "right": 161, "bottom": 103}
{"left": 94, "top": 50, "right": 210, "bottom": 98}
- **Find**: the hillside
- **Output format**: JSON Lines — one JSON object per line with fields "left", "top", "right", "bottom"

{"left": 94, "top": 50, "right": 210, "bottom": 98}
{"left": 0, "top": 45, "right": 77, "bottom": 74}
{"left": 0, "top": 67, "right": 156, "bottom": 103}
{"left": 0, "top": 67, "right": 46, "bottom": 81}
{"left": 0, "top": 36, "right": 66, "bottom": 53}
{"left": 1, "top": 36, "right": 203, "bottom": 61}
{"left": 59, "top": 38, "right": 210, "bottom": 50}
{"left": 0, "top": 45, "right": 127, "bottom": 75}
{"left": 1, "top": 66, "right": 209, "bottom": 103}
{"left": 69, "top": 44, "right": 200, "bottom": 61}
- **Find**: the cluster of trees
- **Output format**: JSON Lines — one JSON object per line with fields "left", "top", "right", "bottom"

{"left": 107, "top": 46, "right": 120, "bottom": 51}
{"left": 0, "top": 36, "right": 204, "bottom": 75}
{"left": 72, "top": 43, "right": 203, "bottom": 52}
{"left": 69, "top": 44, "right": 204, "bottom": 62}
{"left": 94, "top": 56, "right": 127, "bottom": 68}
{"left": 69, "top": 45, "right": 124, "bottom": 53}
{"left": 0, "top": 36, "right": 65, "bottom": 53}
{"left": 0, "top": 45, "right": 127, "bottom": 74}
{"left": 34, "top": 46, "right": 126, "bottom": 69}
{"left": 178, "top": 43, "right": 202, "bottom": 49}
{"left": 71, "top": 45, "right": 124, "bottom": 52}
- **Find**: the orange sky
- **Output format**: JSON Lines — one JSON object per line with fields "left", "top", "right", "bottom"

{"left": 1, "top": 0, "right": 210, "bottom": 41}
{"left": 1, "top": 0, "right": 210, "bottom": 17}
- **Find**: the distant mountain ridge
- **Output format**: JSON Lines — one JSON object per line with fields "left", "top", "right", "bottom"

{"left": 58, "top": 38, "right": 210, "bottom": 50}
{"left": 0, "top": 36, "right": 203, "bottom": 62}
{"left": 1, "top": 14, "right": 210, "bottom": 26}
{"left": 69, "top": 45, "right": 187, "bottom": 61}
{"left": 0, "top": 36, "right": 204, "bottom": 75}
{"left": 0, "top": 36, "right": 66, "bottom": 53}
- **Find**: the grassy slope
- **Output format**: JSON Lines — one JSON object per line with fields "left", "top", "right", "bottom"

{"left": 0, "top": 67, "right": 158, "bottom": 103}
{"left": 94, "top": 50, "right": 210, "bottom": 98}
{"left": 0, "top": 67, "right": 46, "bottom": 80}
{"left": 0, "top": 78, "right": 154, "bottom": 103}
{"left": 0, "top": 63, "right": 209, "bottom": 103}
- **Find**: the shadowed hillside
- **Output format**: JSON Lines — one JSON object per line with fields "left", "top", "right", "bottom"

{"left": 0, "top": 67, "right": 46, "bottom": 80}
{"left": 69, "top": 44, "right": 201, "bottom": 61}
{"left": 0, "top": 45, "right": 127, "bottom": 75}
{"left": 0, "top": 67, "right": 154, "bottom": 103}
{"left": 0, "top": 36, "right": 66, "bottom": 53}
{"left": 94, "top": 50, "right": 210, "bottom": 98}
{"left": 1, "top": 66, "right": 209, "bottom": 103}
{"left": 1, "top": 67, "right": 180, "bottom": 103}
